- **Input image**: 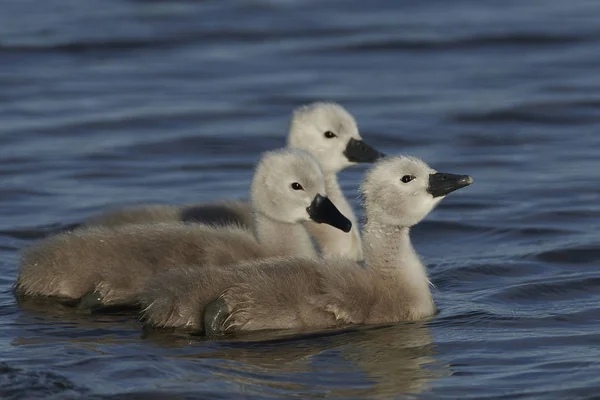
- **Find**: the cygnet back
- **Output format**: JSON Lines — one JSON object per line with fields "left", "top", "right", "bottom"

{"left": 15, "top": 149, "right": 351, "bottom": 309}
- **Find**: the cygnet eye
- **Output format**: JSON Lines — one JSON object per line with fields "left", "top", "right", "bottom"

{"left": 401, "top": 175, "right": 416, "bottom": 183}
{"left": 291, "top": 182, "right": 304, "bottom": 191}
{"left": 324, "top": 131, "right": 337, "bottom": 139}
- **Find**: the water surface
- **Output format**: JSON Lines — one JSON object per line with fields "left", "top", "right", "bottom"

{"left": 1, "top": 0, "right": 600, "bottom": 398}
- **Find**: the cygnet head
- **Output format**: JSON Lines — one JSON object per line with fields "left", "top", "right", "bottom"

{"left": 361, "top": 156, "right": 473, "bottom": 227}
{"left": 287, "top": 102, "right": 385, "bottom": 174}
{"left": 251, "top": 148, "right": 352, "bottom": 232}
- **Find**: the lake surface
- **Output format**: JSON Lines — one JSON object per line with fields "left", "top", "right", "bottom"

{"left": 1, "top": 0, "right": 600, "bottom": 398}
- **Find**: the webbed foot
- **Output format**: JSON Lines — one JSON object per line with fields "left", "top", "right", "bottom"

{"left": 203, "top": 298, "right": 231, "bottom": 337}
{"left": 77, "top": 290, "right": 104, "bottom": 313}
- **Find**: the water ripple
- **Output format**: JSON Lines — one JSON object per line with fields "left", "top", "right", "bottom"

{"left": 0, "top": 363, "right": 89, "bottom": 400}
{"left": 486, "top": 276, "right": 600, "bottom": 304}
{"left": 324, "top": 32, "right": 591, "bottom": 53}
{"left": 535, "top": 244, "right": 600, "bottom": 264}
{"left": 2, "top": 0, "right": 600, "bottom": 398}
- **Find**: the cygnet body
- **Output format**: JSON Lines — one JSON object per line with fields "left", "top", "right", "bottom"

{"left": 139, "top": 155, "right": 473, "bottom": 333}
{"left": 15, "top": 149, "right": 351, "bottom": 308}
{"left": 76, "top": 102, "right": 383, "bottom": 261}
{"left": 82, "top": 201, "right": 254, "bottom": 230}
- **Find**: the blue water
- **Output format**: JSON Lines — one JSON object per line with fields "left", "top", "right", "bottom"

{"left": 2, "top": 0, "right": 600, "bottom": 398}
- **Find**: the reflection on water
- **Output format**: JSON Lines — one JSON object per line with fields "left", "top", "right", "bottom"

{"left": 11, "top": 297, "right": 446, "bottom": 397}
{"left": 145, "top": 323, "right": 447, "bottom": 398}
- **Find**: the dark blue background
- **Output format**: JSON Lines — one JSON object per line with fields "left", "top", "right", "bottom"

{"left": 1, "top": 0, "right": 599, "bottom": 398}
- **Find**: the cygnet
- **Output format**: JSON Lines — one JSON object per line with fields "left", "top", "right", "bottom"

{"left": 15, "top": 149, "right": 351, "bottom": 309}
{"left": 75, "top": 102, "right": 383, "bottom": 261}
{"left": 139, "top": 155, "right": 473, "bottom": 333}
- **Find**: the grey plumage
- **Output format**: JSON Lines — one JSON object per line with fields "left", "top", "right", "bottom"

{"left": 81, "top": 201, "right": 253, "bottom": 230}
{"left": 15, "top": 149, "right": 347, "bottom": 307}
{"left": 140, "top": 155, "right": 473, "bottom": 333}
{"left": 17, "top": 223, "right": 264, "bottom": 306}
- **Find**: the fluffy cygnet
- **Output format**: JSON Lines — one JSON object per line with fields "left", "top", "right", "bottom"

{"left": 15, "top": 149, "right": 351, "bottom": 309}
{"left": 74, "top": 102, "right": 383, "bottom": 262}
{"left": 139, "top": 155, "right": 473, "bottom": 333}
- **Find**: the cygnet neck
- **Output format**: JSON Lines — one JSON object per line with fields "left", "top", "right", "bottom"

{"left": 252, "top": 211, "right": 317, "bottom": 257}
{"left": 362, "top": 219, "right": 432, "bottom": 304}
{"left": 303, "top": 172, "right": 364, "bottom": 261}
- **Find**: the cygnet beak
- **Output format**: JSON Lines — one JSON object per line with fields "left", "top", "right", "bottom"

{"left": 306, "top": 194, "right": 352, "bottom": 232}
{"left": 344, "top": 138, "right": 386, "bottom": 163}
{"left": 427, "top": 173, "right": 473, "bottom": 198}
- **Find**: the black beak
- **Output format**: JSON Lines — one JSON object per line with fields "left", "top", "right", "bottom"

{"left": 427, "top": 173, "right": 473, "bottom": 198}
{"left": 344, "top": 138, "right": 385, "bottom": 163}
{"left": 306, "top": 194, "right": 352, "bottom": 233}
